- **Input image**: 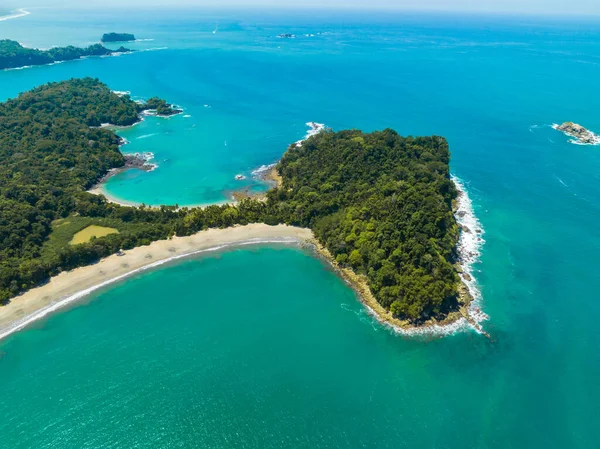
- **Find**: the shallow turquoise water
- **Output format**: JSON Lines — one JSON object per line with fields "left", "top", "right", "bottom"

{"left": 1, "top": 7, "right": 600, "bottom": 448}
{"left": 0, "top": 246, "right": 540, "bottom": 448}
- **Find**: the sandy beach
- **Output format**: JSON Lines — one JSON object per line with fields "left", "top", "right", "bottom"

{"left": 87, "top": 185, "right": 231, "bottom": 209}
{"left": 88, "top": 186, "right": 147, "bottom": 207}
{"left": 88, "top": 165, "right": 283, "bottom": 208}
{"left": 0, "top": 224, "right": 313, "bottom": 341}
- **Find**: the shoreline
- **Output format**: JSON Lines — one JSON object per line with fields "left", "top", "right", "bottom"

{"left": 89, "top": 120, "right": 318, "bottom": 208}
{"left": 451, "top": 176, "right": 487, "bottom": 328}
{"left": 1, "top": 179, "right": 487, "bottom": 341}
{"left": 87, "top": 184, "right": 231, "bottom": 209}
{"left": 0, "top": 225, "right": 313, "bottom": 341}
{"left": 1, "top": 49, "right": 133, "bottom": 73}
{"left": 310, "top": 176, "right": 487, "bottom": 338}
{"left": 88, "top": 165, "right": 279, "bottom": 209}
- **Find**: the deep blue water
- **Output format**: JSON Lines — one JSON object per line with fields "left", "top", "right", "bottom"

{"left": 0, "top": 7, "right": 599, "bottom": 448}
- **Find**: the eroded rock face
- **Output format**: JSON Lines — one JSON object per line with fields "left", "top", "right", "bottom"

{"left": 555, "top": 122, "right": 600, "bottom": 145}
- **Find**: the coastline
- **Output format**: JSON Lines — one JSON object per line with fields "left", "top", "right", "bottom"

{"left": 1, "top": 47, "right": 133, "bottom": 72}
{"left": 310, "top": 175, "right": 487, "bottom": 337}
{"left": 87, "top": 184, "right": 232, "bottom": 209}
{"left": 89, "top": 120, "right": 315, "bottom": 208}
{"left": 0, "top": 224, "right": 313, "bottom": 341}
{"left": 87, "top": 184, "right": 151, "bottom": 207}
{"left": 4, "top": 167, "right": 487, "bottom": 341}
{"left": 451, "top": 176, "right": 488, "bottom": 329}
{"left": 89, "top": 164, "right": 280, "bottom": 209}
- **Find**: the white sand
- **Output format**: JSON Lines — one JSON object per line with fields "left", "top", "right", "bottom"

{"left": 0, "top": 224, "right": 313, "bottom": 341}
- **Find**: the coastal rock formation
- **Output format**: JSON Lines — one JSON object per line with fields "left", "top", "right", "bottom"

{"left": 141, "top": 97, "right": 183, "bottom": 117}
{"left": 124, "top": 153, "right": 156, "bottom": 172}
{"left": 554, "top": 122, "right": 600, "bottom": 145}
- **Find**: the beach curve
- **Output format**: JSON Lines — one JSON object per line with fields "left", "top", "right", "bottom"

{"left": 0, "top": 224, "right": 313, "bottom": 341}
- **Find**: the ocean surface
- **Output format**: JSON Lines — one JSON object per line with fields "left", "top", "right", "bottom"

{"left": 1, "top": 6, "right": 600, "bottom": 448}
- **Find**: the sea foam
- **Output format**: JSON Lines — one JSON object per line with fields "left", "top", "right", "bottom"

{"left": 251, "top": 163, "right": 276, "bottom": 177}
{"left": 357, "top": 176, "right": 487, "bottom": 338}
{"left": 451, "top": 176, "right": 487, "bottom": 326}
{"left": 295, "top": 121, "right": 326, "bottom": 147}
{"left": 551, "top": 123, "right": 600, "bottom": 146}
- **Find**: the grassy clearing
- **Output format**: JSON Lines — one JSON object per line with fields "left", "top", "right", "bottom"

{"left": 41, "top": 217, "right": 139, "bottom": 261}
{"left": 70, "top": 225, "right": 119, "bottom": 245}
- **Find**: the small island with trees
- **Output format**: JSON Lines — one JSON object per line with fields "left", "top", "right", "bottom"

{"left": 0, "top": 77, "right": 479, "bottom": 335}
{"left": 0, "top": 39, "right": 131, "bottom": 71}
{"left": 141, "top": 97, "right": 183, "bottom": 117}
{"left": 101, "top": 33, "right": 136, "bottom": 43}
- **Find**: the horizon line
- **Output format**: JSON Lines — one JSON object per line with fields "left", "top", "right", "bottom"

{"left": 7, "top": 5, "right": 600, "bottom": 19}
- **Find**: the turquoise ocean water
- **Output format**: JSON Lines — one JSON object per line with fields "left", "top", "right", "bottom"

{"left": 1, "top": 7, "right": 600, "bottom": 448}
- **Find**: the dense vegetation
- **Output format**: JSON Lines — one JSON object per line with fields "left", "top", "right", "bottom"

{"left": 0, "top": 40, "right": 130, "bottom": 70}
{"left": 267, "top": 131, "right": 460, "bottom": 319}
{"left": 101, "top": 33, "right": 136, "bottom": 43}
{"left": 143, "top": 97, "right": 183, "bottom": 116}
{"left": 179, "top": 131, "right": 460, "bottom": 320}
{"left": 0, "top": 78, "right": 460, "bottom": 322}
{"left": 0, "top": 79, "right": 184, "bottom": 302}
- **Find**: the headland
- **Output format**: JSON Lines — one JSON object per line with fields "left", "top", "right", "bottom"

{"left": 0, "top": 39, "right": 131, "bottom": 71}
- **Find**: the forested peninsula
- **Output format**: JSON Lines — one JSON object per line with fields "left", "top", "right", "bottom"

{"left": 0, "top": 40, "right": 131, "bottom": 70}
{"left": 0, "top": 78, "right": 467, "bottom": 328}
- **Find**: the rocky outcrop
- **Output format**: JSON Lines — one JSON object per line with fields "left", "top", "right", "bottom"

{"left": 124, "top": 153, "right": 156, "bottom": 171}
{"left": 554, "top": 122, "right": 600, "bottom": 145}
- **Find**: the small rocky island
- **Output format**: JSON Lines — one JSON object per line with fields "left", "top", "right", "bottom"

{"left": 141, "top": 97, "right": 183, "bottom": 117}
{"left": 554, "top": 122, "right": 600, "bottom": 145}
{"left": 0, "top": 39, "right": 131, "bottom": 70}
{"left": 124, "top": 152, "right": 156, "bottom": 171}
{"left": 101, "top": 33, "right": 136, "bottom": 43}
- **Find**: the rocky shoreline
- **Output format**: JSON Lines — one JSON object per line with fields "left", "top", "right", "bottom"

{"left": 90, "top": 150, "right": 156, "bottom": 191}
{"left": 553, "top": 122, "right": 600, "bottom": 145}
{"left": 89, "top": 95, "right": 185, "bottom": 194}
{"left": 231, "top": 166, "right": 488, "bottom": 338}
{"left": 307, "top": 236, "right": 488, "bottom": 339}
